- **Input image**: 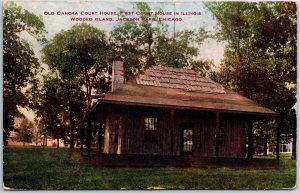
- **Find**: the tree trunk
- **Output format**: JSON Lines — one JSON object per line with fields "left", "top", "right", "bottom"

{"left": 87, "top": 119, "right": 92, "bottom": 156}
{"left": 292, "top": 130, "right": 296, "bottom": 160}
{"left": 3, "top": 114, "right": 9, "bottom": 146}
{"left": 43, "top": 134, "right": 47, "bottom": 146}
{"left": 3, "top": 132, "right": 7, "bottom": 146}
{"left": 81, "top": 124, "right": 84, "bottom": 156}
{"left": 57, "top": 137, "right": 59, "bottom": 148}
{"left": 276, "top": 123, "right": 280, "bottom": 160}
{"left": 69, "top": 100, "right": 75, "bottom": 149}
{"left": 263, "top": 141, "right": 268, "bottom": 156}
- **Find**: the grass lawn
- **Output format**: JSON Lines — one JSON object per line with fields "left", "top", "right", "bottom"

{"left": 3, "top": 147, "right": 296, "bottom": 190}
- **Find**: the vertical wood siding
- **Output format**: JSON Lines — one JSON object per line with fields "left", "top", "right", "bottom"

{"left": 219, "top": 119, "right": 247, "bottom": 158}
{"left": 193, "top": 119, "right": 216, "bottom": 157}
{"left": 102, "top": 105, "right": 247, "bottom": 158}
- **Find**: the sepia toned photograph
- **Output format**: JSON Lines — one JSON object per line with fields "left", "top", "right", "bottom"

{"left": 2, "top": 0, "right": 297, "bottom": 190}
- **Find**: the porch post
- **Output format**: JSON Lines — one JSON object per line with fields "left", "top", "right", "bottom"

{"left": 170, "top": 109, "right": 175, "bottom": 156}
{"left": 87, "top": 118, "right": 92, "bottom": 156}
{"left": 98, "top": 124, "right": 103, "bottom": 154}
{"left": 247, "top": 121, "right": 254, "bottom": 159}
{"left": 215, "top": 111, "right": 220, "bottom": 157}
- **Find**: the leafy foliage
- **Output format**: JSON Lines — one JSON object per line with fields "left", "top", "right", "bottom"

{"left": 206, "top": 1, "right": 296, "bottom": 107}
{"left": 16, "top": 119, "right": 34, "bottom": 144}
{"left": 34, "top": 75, "right": 85, "bottom": 148}
{"left": 41, "top": 23, "right": 111, "bottom": 147}
{"left": 205, "top": 2, "right": 296, "bottom": 155}
{"left": 42, "top": 23, "right": 111, "bottom": 108}
{"left": 3, "top": 2, "right": 46, "bottom": 144}
{"left": 36, "top": 76, "right": 65, "bottom": 146}
{"left": 110, "top": 2, "right": 210, "bottom": 79}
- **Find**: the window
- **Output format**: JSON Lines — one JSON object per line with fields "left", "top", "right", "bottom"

{"left": 145, "top": 117, "right": 157, "bottom": 131}
{"left": 144, "top": 117, "right": 158, "bottom": 142}
{"left": 180, "top": 123, "right": 194, "bottom": 153}
{"left": 183, "top": 129, "right": 193, "bottom": 152}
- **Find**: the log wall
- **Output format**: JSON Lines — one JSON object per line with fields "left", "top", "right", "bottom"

{"left": 101, "top": 104, "right": 248, "bottom": 158}
{"left": 219, "top": 118, "right": 247, "bottom": 158}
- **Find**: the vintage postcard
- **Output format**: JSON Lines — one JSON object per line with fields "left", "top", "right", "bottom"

{"left": 2, "top": 0, "right": 297, "bottom": 190}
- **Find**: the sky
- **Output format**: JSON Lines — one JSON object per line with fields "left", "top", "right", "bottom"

{"left": 11, "top": 0, "right": 225, "bottom": 64}
{"left": 7, "top": 0, "right": 226, "bottom": 121}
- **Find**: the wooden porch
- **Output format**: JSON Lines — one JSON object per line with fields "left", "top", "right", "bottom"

{"left": 81, "top": 153, "right": 279, "bottom": 169}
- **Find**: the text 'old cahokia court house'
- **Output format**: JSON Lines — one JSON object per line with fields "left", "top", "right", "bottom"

{"left": 81, "top": 61, "right": 278, "bottom": 169}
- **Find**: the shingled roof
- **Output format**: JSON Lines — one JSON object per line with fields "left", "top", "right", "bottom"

{"left": 136, "top": 66, "right": 226, "bottom": 94}
{"left": 98, "top": 66, "right": 276, "bottom": 116}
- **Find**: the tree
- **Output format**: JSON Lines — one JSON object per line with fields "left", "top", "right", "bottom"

{"left": 205, "top": 2, "right": 296, "bottom": 158}
{"left": 190, "top": 60, "right": 215, "bottom": 78}
{"left": 3, "top": 2, "right": 46, "bottom": 144}
{"left": 110, "top": 3, "right": 165, "bottom": 78}
{"left": 110, "top": 2, "right": 210, "bottom": 79}
{"left": 16, "top": 119, "right": 34, "bottom": 145}
{"left": 32, "top": 118, "right": 44, "bottom": 146}
{"left": 36, "top": 76, "right": 65, "bottom": 148}
{"left": 42, "top": 23, "right": 110, "bottom": 148}
{"left": 42, "top": 23, "right": 111, "bottom": 116}
{"left": 58, "top": 80, "right": 86, "bottom": 149}
{"left": 33, "top": 73, "right": 86, "bottom": 148}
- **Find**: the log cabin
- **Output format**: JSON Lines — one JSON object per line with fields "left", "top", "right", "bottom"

{"left": 81, "top": 61, "right": 279, "bottom": 168}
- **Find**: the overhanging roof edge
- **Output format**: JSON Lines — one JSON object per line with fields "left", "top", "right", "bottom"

{"left": 99, "top": 98, "right": 277, "bottom": 117}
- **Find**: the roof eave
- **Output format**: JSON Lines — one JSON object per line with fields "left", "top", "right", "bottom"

{"left": 100, "top": 98, "right": 277, "bottom": 117}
